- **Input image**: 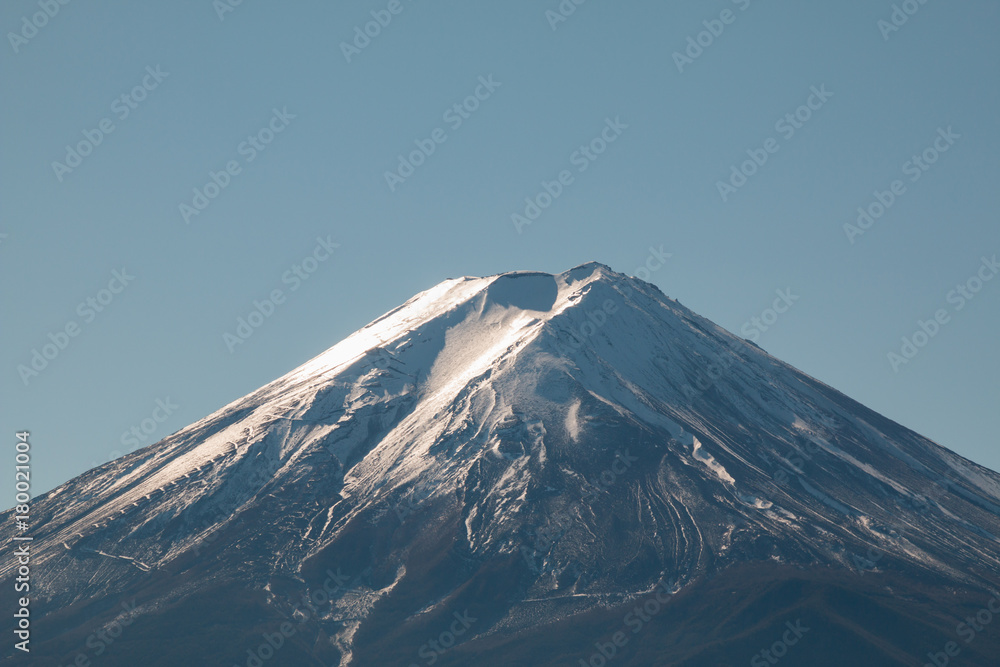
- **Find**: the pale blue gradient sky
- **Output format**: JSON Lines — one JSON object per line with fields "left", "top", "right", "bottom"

{"left": 2, "top": 0, "right": 998, "bottom": 497}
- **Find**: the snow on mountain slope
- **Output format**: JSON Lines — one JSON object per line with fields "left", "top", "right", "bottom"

{"left": 3, "top": 262, "right": 1000, "bottom": 666}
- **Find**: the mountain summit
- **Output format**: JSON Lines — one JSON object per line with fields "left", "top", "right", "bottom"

{"left": 4, "top": 263, "right": 1000, "bottom": 666}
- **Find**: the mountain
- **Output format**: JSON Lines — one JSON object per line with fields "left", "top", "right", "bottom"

{"left": 3, "top": 262, "right": 1000, "bottom": 666}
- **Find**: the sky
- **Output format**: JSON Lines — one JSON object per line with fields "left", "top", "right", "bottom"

{"left": 1, "top": 0, "right": 998, "bottom": 498}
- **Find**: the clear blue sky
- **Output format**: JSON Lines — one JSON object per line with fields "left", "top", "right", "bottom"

{"left": 2, "top": 0, "right": 998, "bottom": 497}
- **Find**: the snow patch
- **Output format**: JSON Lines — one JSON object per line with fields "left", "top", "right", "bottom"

{"left": 691, "top": 436, "right": 735, "bottom": 485}
{"left": 565, "top": 399, "right": 582, "bottom": 442}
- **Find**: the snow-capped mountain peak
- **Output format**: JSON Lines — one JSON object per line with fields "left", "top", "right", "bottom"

{"left": 5, "top": 263, "right": 1000, "bottom": 666}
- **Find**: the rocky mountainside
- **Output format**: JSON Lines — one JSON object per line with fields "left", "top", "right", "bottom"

{"left": 3, "top": 262, "right": 999, "bottom": 666}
